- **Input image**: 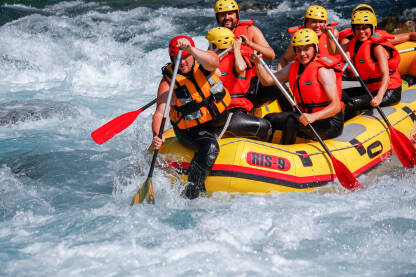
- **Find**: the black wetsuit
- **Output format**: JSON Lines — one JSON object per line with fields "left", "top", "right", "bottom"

{"left": 224, "top": 108, "right": 272, "bottom": 141}
{"left": 173, "top": 112, "right": 228, "bottom": 200}
{"left": 246, "top": 77, "right": 294, "bottom": 112}
{"left": 264, "top": 111, "right": 344, "bottom": 145}
{"left": 342, "top": 86, "right": 401, "bottom": 120}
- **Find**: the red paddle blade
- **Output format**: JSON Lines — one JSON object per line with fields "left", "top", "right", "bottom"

{"left": 330, "top": 155, "right": 363, "bottom": 191}
{"left": 91, "top": 109, "right": 142, "bottom": 144}
{"left": 388, "top": 126, "right": 416, "bottom": 168}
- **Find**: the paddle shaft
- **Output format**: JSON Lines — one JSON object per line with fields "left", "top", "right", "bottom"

{"left": 258, "top": 58, "right": 333, "bottom": 156}
{"left": 327, "top": 29, "right": 393, "bottom": 127}
{"left": 149, "top": 50, "right": 183, "bottom": 171}
{"left": 398, "top": 47, "right": 416, "bottom": 54}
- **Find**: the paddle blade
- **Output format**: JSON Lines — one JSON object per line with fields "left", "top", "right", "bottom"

{"left": 91, "top": 109, "right": 142, "bottom": 144}
{"left": 330, "top": 155, "right": 363, "bottom": 191}
{"left": 388, "top": 126, "right": 416, "bottom": 168}
{"left": 130, "top": 177, "right": 155, "bottom": 205}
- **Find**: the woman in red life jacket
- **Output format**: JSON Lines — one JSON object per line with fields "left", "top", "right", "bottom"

{"left": 341, "top": 11, "right": 402, "bottom": 118}
{"left": 206, "top": 27, "right": 272, "bottom": 141}
{"left": 339, "top": 4, "right": 416, "bottom": 47}
{"left": 277, "top": 5, "right": 339, "bottom": 70}
{"left": 252, "top": 28, "right": 344, "bottom": 145}
{"left": 152, "top": 35, "right": 231, "bottom": 199}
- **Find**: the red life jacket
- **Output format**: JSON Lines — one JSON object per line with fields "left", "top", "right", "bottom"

{"left": 348, "top": 31, "right": 402, "bottom": 92}
{"left": 234, "top": 19, "right": 254, "bottom": 56}
{"left": 288, "top": 55, "right": 344, "bottom": 113}
{"left": 288, "top": 25, "right": 331, "bottom": 55}
{"left": 339, "top": 28, "right": 392, "bottom": 42}
{"left": 318, "top": 32, "right": 330, "bottom": 56}
{"left": 219, "top": 52, "right": 254, "bottom": 111}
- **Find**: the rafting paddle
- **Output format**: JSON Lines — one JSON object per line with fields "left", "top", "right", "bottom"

{"left": 91, "top": 46, "right": 234, "bottom": 145}
{"left": 327, "top": 29, "right": 416, "bottom": 168}
{"left": 91, "top": 99, "right": 157, "bottom": 144}
{"left": 131, "top": 50, "right": 183, "bottom": 205}
{"left": 257, "top": 57, "right": 363, "bottom": 191}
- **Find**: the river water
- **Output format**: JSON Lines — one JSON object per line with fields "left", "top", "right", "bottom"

{"left": 1, "top": 0, "right": 416, "bottom": 276}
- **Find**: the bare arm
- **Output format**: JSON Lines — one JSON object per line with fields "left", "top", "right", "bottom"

{"left": 244, "top": 25, "right": 276, "bottom": 61}
{"left": 370, "top": 45, "right": 390, "bottom": 107}
{"left": 233, "top": 37, "right": 248, "bottom": 75}
{"left": 277, "top": 45, "right": 295, "bottom": 71}
{"left": 299, "top": 67, "right": 341, "bottom": 125}
{"left": 152, "top": 79, "right": 171, "bottom": 149}
{"left": 389, "top": 32, "right": 416, "bottom": 45}
{"left": 177, "top": 38, "right": 219, "bottom": 72}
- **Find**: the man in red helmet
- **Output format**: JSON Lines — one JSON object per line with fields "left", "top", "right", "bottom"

{"left": 152, "top": 35, "right": 232, "bottom": 199}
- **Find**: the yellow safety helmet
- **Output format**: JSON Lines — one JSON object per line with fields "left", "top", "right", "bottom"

{"left": 214, "top": 0, "right": 239, "bottom": 14}
{"left": 351, "top": 10, "right": 377, "bottom": 27}
{"left": 352, "top": 4, "right": 375, "bottom": 15}
{"left": 304, "top": 5, "right": 328, "bottom": 21}
{"left": 206, "top": 27, "right": 235, "bottom": 50}
{"left": 291, "top": 28, "right": 319, "bottom": 47}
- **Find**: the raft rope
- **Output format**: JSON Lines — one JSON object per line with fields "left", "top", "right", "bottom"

{"left": 217, "top": 112, "right": 233, "bottom": 141}
{"left": 219, "top": 108, "right": 415, "bottom": 157}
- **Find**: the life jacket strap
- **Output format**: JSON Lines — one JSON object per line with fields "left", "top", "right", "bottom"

{"left": 363, "top": 70, "right": 397, "bottom": 85}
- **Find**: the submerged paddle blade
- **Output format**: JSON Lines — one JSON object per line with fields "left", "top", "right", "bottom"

{"left": 330, "top": 155, "right": 363, "bottom": 191}
{"left": 389, "top": 126, "right": 416, "bottom": 168}
{"left": 130, "top": 177, "right": 155, "bottom": 205}
{"left": 91, "top": 109, "right": 142, "bottom": 144}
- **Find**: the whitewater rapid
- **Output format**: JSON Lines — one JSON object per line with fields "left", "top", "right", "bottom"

{"left": 1, "top": 1, "right": 416, "bottom": 276}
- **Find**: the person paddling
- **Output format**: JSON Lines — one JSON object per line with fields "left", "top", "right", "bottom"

{"left": 341, "top": 11, "right": 402, "bottom": 119}
{"left": 278, "top": 5, "right": 339, "bottom": 70}
{"left": 206, "top": 27, "right": 272, "bottom": 141}
{"left": 152, "top": 35, "right": 231, "bottom": 199}
{"left": 214, "top": 0, "right": 292, "bottom": 112}
{"left": 214, "top": 0, "right": 275, "bottom": 60}
{"left": 252, "top": 28, "right": 344, "bottom": 145}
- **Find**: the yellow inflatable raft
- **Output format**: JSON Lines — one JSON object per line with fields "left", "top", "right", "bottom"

{"left": 157, "top": 41, "right": 416, "bottom": 194}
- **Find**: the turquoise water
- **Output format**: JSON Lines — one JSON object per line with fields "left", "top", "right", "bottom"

{"left": 1, "top": 1, "right": 416, "bottom": 276}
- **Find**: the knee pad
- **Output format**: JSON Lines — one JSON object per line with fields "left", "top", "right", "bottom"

{"left": 194, "top": 142, "right": 219, "bottom": 170}
{"left": 256, "top": 118, "right": 272, "bottom": 141}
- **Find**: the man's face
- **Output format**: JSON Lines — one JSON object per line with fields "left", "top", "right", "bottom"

{"left": 217, "top": 11, "right": 238, "bottom": 30}
{"left": 295, "top": 44, "right": 316, "bottom": 65}
{"left": 305, "top": 19, "right": 326, "bottom": 36}
{"left": 174, "top": 54, "right": 194, "bottom": 74}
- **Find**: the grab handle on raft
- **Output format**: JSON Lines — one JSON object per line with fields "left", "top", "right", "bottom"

{"left": 327, "top": 28, "right": 416, "bottom": 168}
{"left": 258, "top": 57, "right": 363, "bottom": 191}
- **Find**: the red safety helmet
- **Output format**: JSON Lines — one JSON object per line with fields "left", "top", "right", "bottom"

{"left": 169, "top": 35, "right": 195, "bottom": 57}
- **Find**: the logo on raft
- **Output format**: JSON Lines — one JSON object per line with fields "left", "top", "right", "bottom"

{"left": 246, "top": 152, "right": 291, "bottom": 171}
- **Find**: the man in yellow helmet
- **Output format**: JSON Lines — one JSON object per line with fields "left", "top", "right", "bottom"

{"left": 214, "top": 0, "right": 275, "bottom": 61}
{"left": 252, "top": 28, "right": 344, "bottom": 144}
{"left": 277, "top": 5, "right": 339, "bottom": 70}
{"left": 339, "top": 3, "right": 416, "bottom": 46}
{"left": 213, "top": 0, "right": 293, "bottom": 112}
{"left": 206, "top": 27, "right": 272, "bottom": 141}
